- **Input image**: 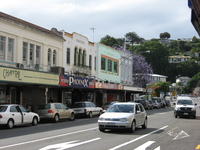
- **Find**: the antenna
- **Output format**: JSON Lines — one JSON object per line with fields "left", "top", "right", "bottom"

{"left": 90, "top": 27, "right": 96, "bottom": 42}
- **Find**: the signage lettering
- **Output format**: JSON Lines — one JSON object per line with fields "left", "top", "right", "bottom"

{"left": 3, "top": 69, "right": 22, "bottom": 80}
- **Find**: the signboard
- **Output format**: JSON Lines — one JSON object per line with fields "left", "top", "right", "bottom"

{"left": 59, "top": 75, "right": 95, "bottom": 88}
{"left": 95, "top": 82, "right": 122, "bottom": 90}
{"left": 0, "top": 66, "right": 59, "bottom": 85}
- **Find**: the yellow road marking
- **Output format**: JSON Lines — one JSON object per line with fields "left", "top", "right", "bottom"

{"left": 196, "top": 145, "right": 200, "bottom": 149}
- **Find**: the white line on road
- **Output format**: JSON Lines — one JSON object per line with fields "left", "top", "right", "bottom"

{"left": 134, "top": 141, "right": 155, "bottom": 150}
{"left": 0, "top": 127, "right": 98, "bottom": 149}
{"left": 109, "top": 125, "right": 168, "bottom": 150}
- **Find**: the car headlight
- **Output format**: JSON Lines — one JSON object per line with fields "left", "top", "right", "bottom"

{"left": 120, "top": 118, "right": 128, "bottom": 122}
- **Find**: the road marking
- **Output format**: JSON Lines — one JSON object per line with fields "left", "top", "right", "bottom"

{"left": 134, "top": 141, "right": 155, "bottom": 150}
{"left": 109, "top": 125, "right": 168, "bottom": 150}
{"left": 167, "top": 127, "right": 190, "bottom": 140}
{"left": 39, "top": 138, "right": 101, "bottom": 150}
{"left": 0, "top": 127, "right": 98, "bottom": 149}
{"left": 196, "top": 145, "right": 200, "bottom": 149}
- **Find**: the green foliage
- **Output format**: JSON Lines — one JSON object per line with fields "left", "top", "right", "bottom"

{"left": 154, "top": 81, "right": 171, "bottom": 97}
{"left": 184, "top": 72, "right": 200, "bottom": 93}
{"left": 125, "top": 32, "right": 142, "bottom": 45}
{"left": 160, "top": 32, "right": 171, "bottom": 39}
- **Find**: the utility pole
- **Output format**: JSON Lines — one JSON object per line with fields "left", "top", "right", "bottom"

{"left": 90, "top": 27, "right": 96, "bottom": 42}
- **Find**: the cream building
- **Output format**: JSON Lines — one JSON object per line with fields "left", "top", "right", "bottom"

{"left": 0, "top": 12, "right": 64, "bottom": 71}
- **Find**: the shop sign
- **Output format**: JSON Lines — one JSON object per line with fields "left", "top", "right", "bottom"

{"left": 95, "top": 82, "right": 120, "bottom": 90}
{"left": 59, "top": 75, "right": 95, "bottom": 88}
{"left": 0, "top": 66, "right": 59, "bottom": 85}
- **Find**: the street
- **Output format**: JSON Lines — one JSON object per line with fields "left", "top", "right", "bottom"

{"left": 0, "top": 97, "right": 200, "bottom": 150}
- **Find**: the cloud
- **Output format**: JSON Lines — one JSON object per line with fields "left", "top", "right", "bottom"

{"left": 0, "top": 0, "right": 198, "bottom": 42}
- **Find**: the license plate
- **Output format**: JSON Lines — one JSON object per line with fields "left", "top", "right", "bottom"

{"left": 184, "top": 113, "right": 188, "bottom": 115}
{"left": 107, "top": 122, "right": 115, "bottom": 125}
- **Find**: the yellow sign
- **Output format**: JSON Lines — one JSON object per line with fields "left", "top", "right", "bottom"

{"left": 0, "top": 66, "right": 59, "bottom": 85}
{"left": 172, "top": 91, "right": 176, "bottom": 96}
{"left": 196, "top": 145, "right": 200, "bottom": 149}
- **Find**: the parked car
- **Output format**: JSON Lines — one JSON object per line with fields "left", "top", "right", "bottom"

{"left": 71, "top": 101, "right": 103, "bottom": 118}
{"left": 102, "top": 101, "right": 119, "bottom": 110}
{"left": 0, "top": 104, "right": 40, "bottom": 129}
{"left": 34, "top": 103, "right": 75, "bottom": 122}
{"left": 152, "top": 97, "right": 165, "bottom": 108}
{"left": 98, "top": 102, "right": 148, "bottom": 132}
{"left": 151, "top": 100, "right": 161, "bottom": 109}
{"left": 134, "top": 99, "right": 151, "bottom": 110}
{"left": 174, "top": 96, "right": 197, "bottom": 119}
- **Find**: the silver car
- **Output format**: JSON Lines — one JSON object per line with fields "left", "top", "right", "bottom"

{"left": 98, "top": 102, "right": 148, "bottom": 132}
{"left": 35, "top": 103, "right": 75, "bottom": 122}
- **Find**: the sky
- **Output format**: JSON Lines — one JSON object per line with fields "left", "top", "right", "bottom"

{"left": 0, "top": 0, "right": 199, "bottom": 42}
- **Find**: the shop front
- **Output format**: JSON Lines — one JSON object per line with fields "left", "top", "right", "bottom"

{"left": 0, "top": 66, "right": 59, "bottom": 108}
{"left": 59, "top": 74, "right": 95, "bottom": 106}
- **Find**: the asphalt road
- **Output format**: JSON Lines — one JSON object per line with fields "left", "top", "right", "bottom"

{"left": 0, "top": 97, "right": 200, "bottom": 150}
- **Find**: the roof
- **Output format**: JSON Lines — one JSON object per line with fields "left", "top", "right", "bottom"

{"left": 0, "top": 11, "right": 65, "bottom": 41}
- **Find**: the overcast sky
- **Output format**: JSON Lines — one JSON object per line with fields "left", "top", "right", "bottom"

{"left": 0, "top": 0, "right": 198, "bottom": 42}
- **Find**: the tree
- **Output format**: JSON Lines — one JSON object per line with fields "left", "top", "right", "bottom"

{"left": 184, "top": 72, "right": 200, "bottom": 93}
{"left": 136, "top": 40, "right": 170, "bottom": 75}
{"left": 159, "top": 32, "right": 171, "bottom": 39}
{"left": 132, "top": 54, "right": 153, "bottom": 87}
{"left": 125, "top": 32, "right": 142, "bottom": 45}
{"left": 154, "top": 81, "right": 171, "bottom": 98}
{"left": 100, "top": 35, "right": 118, "bottom": 47}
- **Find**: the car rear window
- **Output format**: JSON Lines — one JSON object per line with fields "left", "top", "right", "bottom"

{"left": 35, "top": 104, "right": 50, "bottom": 110}
{"left": 107, "top": 104, "right": 134, "bottom": 113}
{"left": 72, "top": 103, "right": 85, "bottom": 108}
{"left": 0, "top": 106, "right": 7, "bottom": 112}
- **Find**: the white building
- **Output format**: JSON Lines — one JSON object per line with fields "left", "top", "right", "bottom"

{"left": 61, "top": 31, "right": 97, "bottom": 77}
{"left": 168, "top": 56, "right": 191, "bottom": 63}
{"left": 0, "top": 12, "right": 64, "bottom": 71}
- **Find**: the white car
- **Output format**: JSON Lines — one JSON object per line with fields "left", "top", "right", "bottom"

{"left": 0, "top": 104, "right": 40, "bottom": 129}
{"left": 98, "top": 102, "right": 148, "bottom": 132}
{"left": 71, "top": 101, "right": 103, "bottom": 118}
{"left": 174, "top": 96, "right": 197, "bottom": 119}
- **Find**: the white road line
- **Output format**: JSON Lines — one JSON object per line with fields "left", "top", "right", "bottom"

{"left": 109, "top": 126, "right": 168, "bottom": 150}
{"left": 134, "top": 141, "right": 155, "bottom": 150}
{"left": 0, "top": 127, "right": 98, "bottom": 149}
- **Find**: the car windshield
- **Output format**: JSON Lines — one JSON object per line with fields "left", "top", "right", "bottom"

{"left": 177, "top": 100, "right": 193, "bottom": 105}
{"left": 107, "top": 105, "right": 134, "bottom": 113}
{"left": 0, "top": 106, "right": 7, "bottom": 112}
{"left": 35, "top": 104, "right": 50, "bottom": 110}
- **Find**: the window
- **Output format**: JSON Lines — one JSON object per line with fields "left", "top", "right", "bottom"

{"left": 67, "top": 48, "right": 70, "bottom": 64}
{"left": 48, "top": 49, "right": 51, "bottom": 65}
{"left": 89, "top": 55, "right": 92, "bottom": 69}
{"left": 78, "top": 49, "right": 81, "bottom": 66}
{"left": 23, "top": 42, "right": 28, "bottom": 63}
{"left": 8, "top": 38, "right": 14, "bottom": 62}
{"left": 108, "top": 59, "right": 112, "bottom": 72}
{"left": 30, "top": 44, "right": 34, "bottom": 65}
{"left": 53, "top": 50, "right": 57, "bottom": 66}
{"left": 114, "top": 61, "right": 118, "bottom": 73}
{"left": 101, "top": 57, "right": 106, "bottom": 70}
{"left": 82, "top": 50, "right": 86, "bottom": 67}
{"left": 94, "top": 57, "right": 96, "bottom": 70}
{"left": 36, "top": 46, "right": 41, "bottom": 64}
{"left": 74, "top": 47, "right": 77, "bottom": 66}
{"left": 0, "top": 36, "right": 6, "bottom": 60}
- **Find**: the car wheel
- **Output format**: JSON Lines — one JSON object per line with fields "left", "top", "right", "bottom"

{"left": 7, "top": 119, "right": 14, "bottom": 129}
{"left": 54, "top": 114, "right": 59, "bottom": 122}
{"left": 32, "top": 117, "right": 38, "bottom": 126}
{"left": 88, "top": 112, "right": 93, "bottom": 118}
{"left": 99, "top": 127, "right": 105, "bottom": 132}
{"left": 174, "top": 112, "right": 177, "bottom": 118}
{"left": 142, "top": 118, "right": 148, "bottom": 129}
{"left": 130, "top": 120, "right": 136, "bottom": 132}
{"left": 69, "top": 113, "right": 75, "bottom": 121}
{"left": 193, "top": 115, "right": 196, "bottom": 119}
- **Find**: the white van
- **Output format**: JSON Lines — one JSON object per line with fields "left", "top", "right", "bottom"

{"left": 174, "top": 96, "right": 197, "bottom": 119}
